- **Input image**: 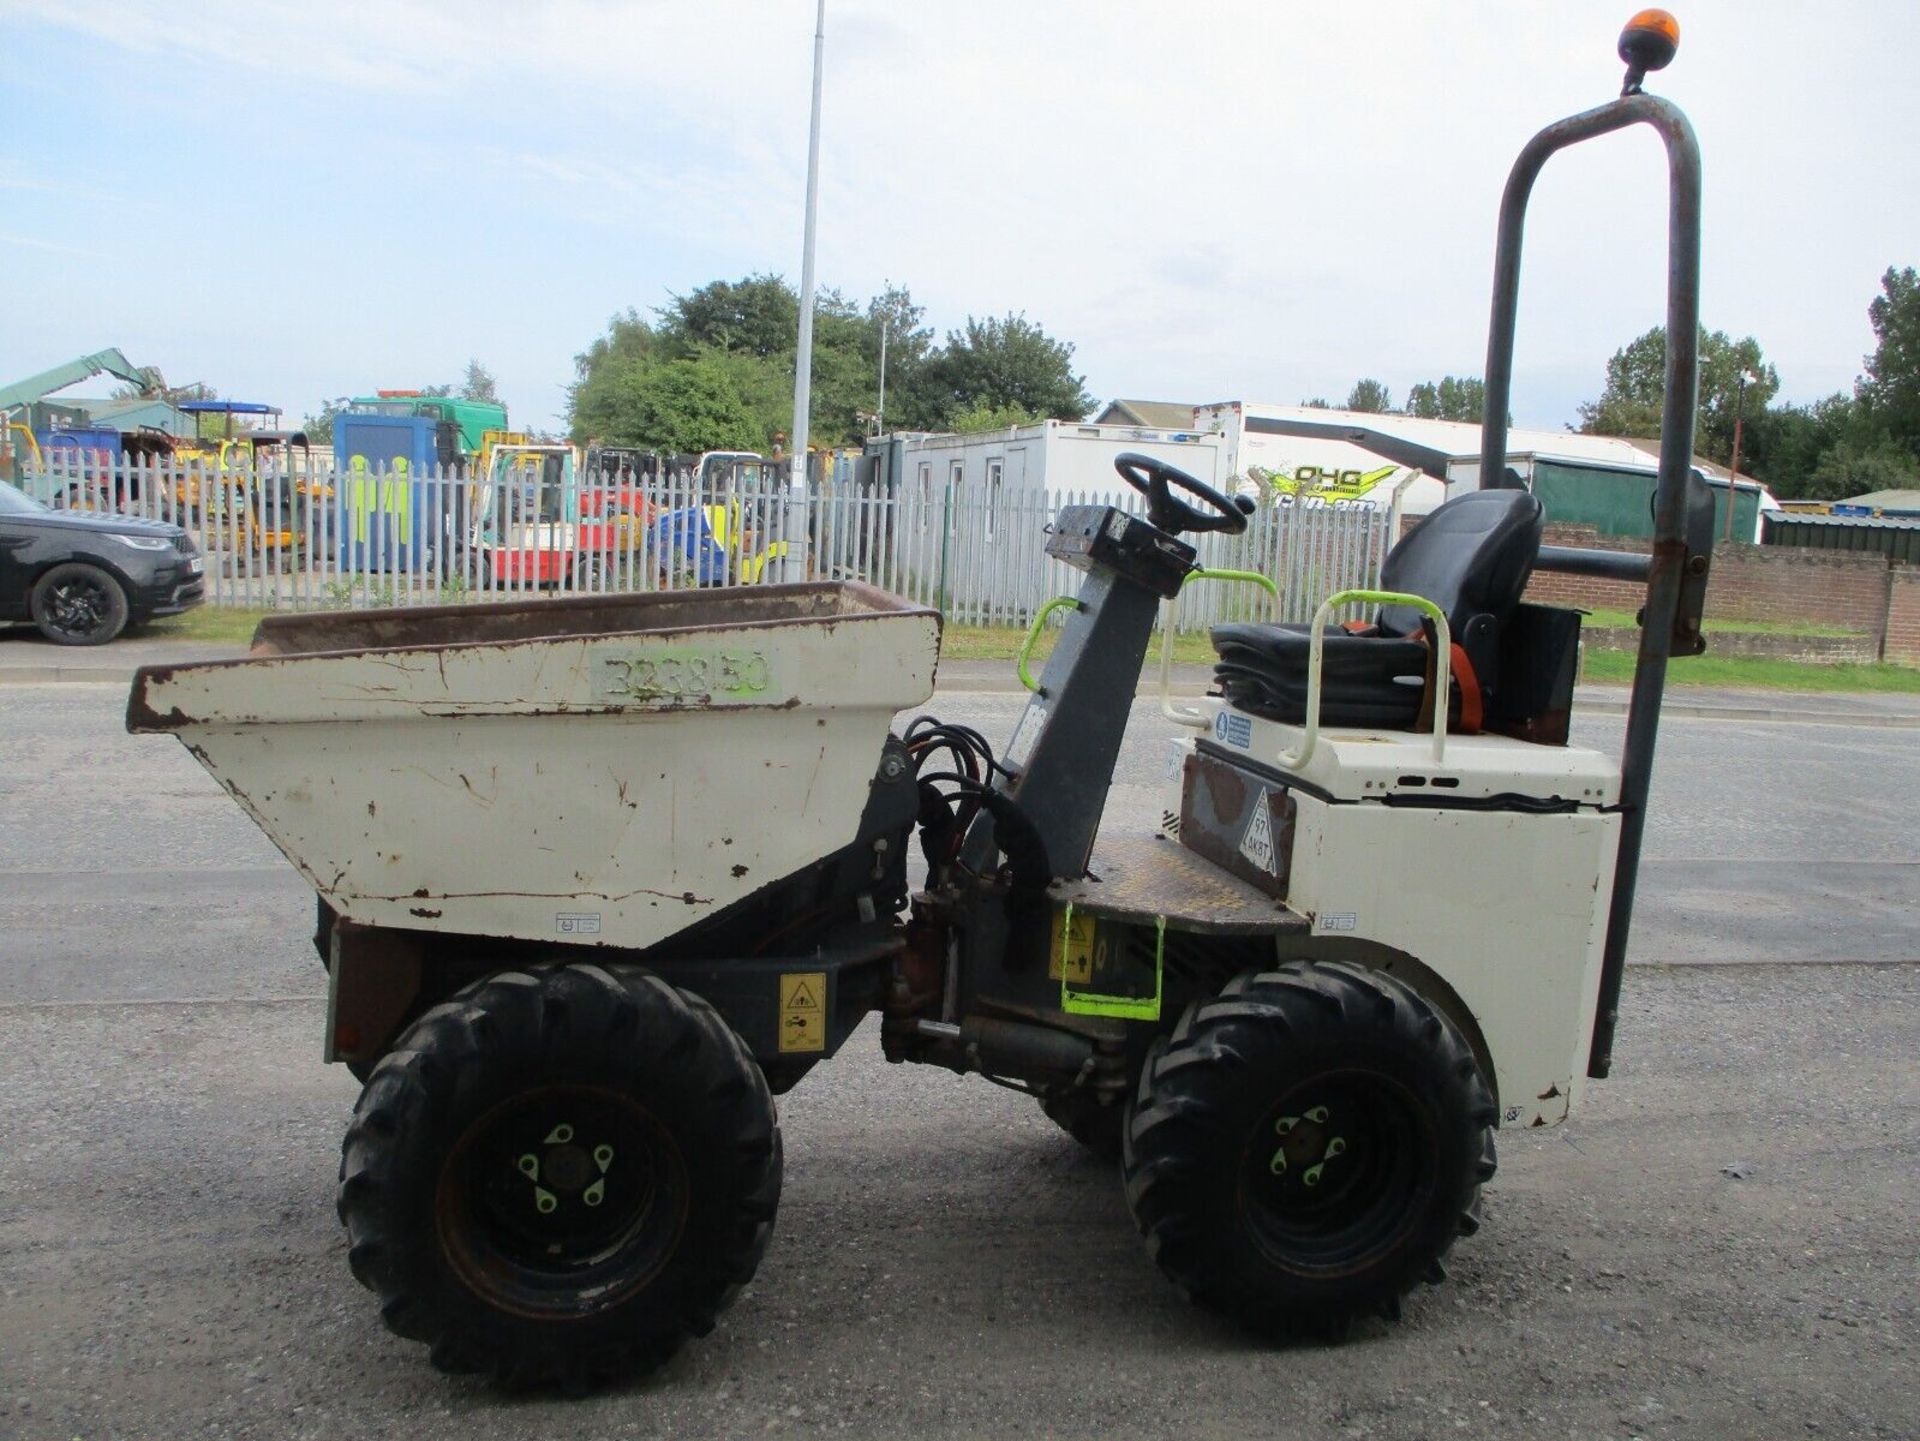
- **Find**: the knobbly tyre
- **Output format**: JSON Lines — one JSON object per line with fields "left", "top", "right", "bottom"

{"left": 127, "top": 14, "right": 1710, "bottom": 1392}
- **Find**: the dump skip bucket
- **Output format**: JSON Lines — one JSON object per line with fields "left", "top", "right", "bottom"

{"left": 128, "top": 583, "right": 940, "bottom": 952}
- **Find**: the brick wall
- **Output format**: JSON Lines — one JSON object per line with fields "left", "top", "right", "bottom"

{"left": 1887, "top": 568, "right": 1920, "bottom": 665}
{"left": 1524, "top": 524, "right": 1897, "bottom": 644}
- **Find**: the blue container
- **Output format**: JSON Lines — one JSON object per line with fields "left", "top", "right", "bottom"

{"left": 652, "top": 504, "right": 731, "bottom": 585}
{"left": 333, "top": 415, "right": 439, "bottom": 572}
{"left": 38, "top": 426, "right": 124, "bottom": 462}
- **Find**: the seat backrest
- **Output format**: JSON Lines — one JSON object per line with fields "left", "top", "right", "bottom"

{"left": 1376, "top": 488, "right": 1545, "bottom": 639}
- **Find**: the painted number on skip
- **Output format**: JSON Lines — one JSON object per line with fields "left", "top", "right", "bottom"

{"left": 597, "top": 648, "right": 772, "bottom": 704}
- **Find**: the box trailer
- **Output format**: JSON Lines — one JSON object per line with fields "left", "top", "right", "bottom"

{"left": 1194, "top": 402, "right": 1448, "bottom": 518}
{"left": 889, "top": 419, "right": 1227, "bottom": 504}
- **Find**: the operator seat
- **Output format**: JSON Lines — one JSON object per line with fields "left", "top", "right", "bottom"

{"left": 1210, "top": 488, "right": 1546, "bottom": 731}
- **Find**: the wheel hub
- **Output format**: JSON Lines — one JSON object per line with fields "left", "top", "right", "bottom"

{"left": 438, "top": 1085, "right": 688, "bottom": 1315}
{"left": 50, "top": 582, "right": 104, "bottom": 630}
{"left": 1268, "top": 1105, "right": 1350, "bottom": 1191}
{"left": 1238, "top": 1071, "right": 1431, "bottom": 1272}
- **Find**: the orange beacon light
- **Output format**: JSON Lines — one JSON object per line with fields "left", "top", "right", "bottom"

{"left": 1619, "top": 10, "right": 1681, "bottom": 94}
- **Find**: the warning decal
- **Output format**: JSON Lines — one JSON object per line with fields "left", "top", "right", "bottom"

{"left": 1048, "top": 910, "right": 1097, "bottom": 983}
{"left": 1239, "top": 794, "right": 1276, "bottom": 873}
{"left": 778, "top": 972, "right": 827, "bottom": 1054}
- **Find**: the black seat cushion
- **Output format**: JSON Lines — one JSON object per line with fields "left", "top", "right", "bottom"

{"left": 1210, "top": 488, "right": 1545, "bottom": 729}
{"left": 1213, "top": 626, "right": 1429, "bottom": 728}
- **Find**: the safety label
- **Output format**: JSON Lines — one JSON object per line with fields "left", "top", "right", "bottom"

{"left": 1240, "top": 797, "right": 1276, "bottom": 873}
{"left": 778, "top": 971, "right": 827, "bottom": 1053}
{"left": 1214, "top": 710, "right": 1253, "bottom": 749}
{"left": 1048, "top": 909, "right": 1098, "bottom": 984}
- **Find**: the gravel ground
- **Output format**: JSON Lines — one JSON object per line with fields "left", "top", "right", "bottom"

{"left": 0, "top": 966, "right": 1915, "bottom": 1440}
{"left": 0, "top": 681, "right": 1916, "bottom": 1439}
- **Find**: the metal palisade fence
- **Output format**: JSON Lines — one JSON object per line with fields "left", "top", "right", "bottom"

{"left": 18, "top": 455, "right": 1387, "bottom": 632}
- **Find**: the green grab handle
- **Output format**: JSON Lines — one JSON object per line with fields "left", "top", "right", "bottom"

{"left": 1160, "top": 567, "right": 1282, "bottom": 727}
{"left": 1181, "top": 566, "right": 1279, "bottom": 601}
{"left": 1018, "top": 595, "right": 1082, "bottom": 694}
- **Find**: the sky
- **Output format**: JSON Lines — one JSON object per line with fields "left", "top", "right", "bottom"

{"left": 2, "top": 1, "right": 1915, "bottom": 437}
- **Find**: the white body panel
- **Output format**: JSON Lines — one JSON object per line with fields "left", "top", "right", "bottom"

{"left": 128, "top": 588, "right": 938, "bottom": 953}
{"left": 1183, "top": 695, "right": 1623, "bottom": 1128}
{"left": 1207, "top": 704, "right": 1621, "bottom": 805}
{"left": 892, "top": 419, "right": 1227, "bottom": 501}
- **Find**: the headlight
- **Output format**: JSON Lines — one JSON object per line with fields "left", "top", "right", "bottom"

{"left": 114, "top": 534, "right": 173, "bottom": 552}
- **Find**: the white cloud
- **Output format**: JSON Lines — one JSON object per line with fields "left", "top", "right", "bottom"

{"left": 3, "top": 0, "right": 1915, "bottom": 427}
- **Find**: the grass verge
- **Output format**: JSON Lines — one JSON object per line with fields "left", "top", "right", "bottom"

{"left": 146, "top": 608, "right": 1919, "bottom": 695}
{"left": 1581, "top": 648, "right": 1920, "bottom": 693}
{"left": 940, "top": 623, "right": 1219, "bottom": 668}
{"left": 145, "top": 606, "right": 278, "bottom": 646}
{"left": 1582, "top": 607, "right": 1862, "bottom": 639}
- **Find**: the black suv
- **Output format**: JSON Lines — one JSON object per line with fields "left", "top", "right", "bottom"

{"left": 0, "top": 481, "right": 205, "bottom": 645}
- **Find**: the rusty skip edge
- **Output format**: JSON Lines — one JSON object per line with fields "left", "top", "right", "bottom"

{"left": 250, "top": 580, "right": 933, "bottom": 656}
{"left": 125, "top": 587, "right": 942, "bottom": 734}
{"left": 126, "top": 689, "right": 834, "bottom": 733}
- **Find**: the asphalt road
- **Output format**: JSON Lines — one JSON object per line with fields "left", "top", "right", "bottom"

{"left": 0, "top": 681, "right": 1916, "bottom": 1439}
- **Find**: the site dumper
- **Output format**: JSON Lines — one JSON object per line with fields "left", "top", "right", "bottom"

{"left": 128, "top": 14, "right": 1711, "bottom": 1393}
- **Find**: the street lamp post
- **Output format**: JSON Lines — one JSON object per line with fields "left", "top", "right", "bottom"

{"left": 876, "top": 310, "right": 888, "bottom": 438}
{"left": 1724, "top": 367, "right": 1759, "bottom": 545}
{"left": 782, "top": 0, "right": 827, "bottom": 584}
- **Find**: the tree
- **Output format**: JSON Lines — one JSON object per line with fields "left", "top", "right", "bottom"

{"left": 867, "top": 284, "right": 940, "bottom": 431}
{"left": 1576, "top": 325, "right": 1779, "bottom": 463}
{"left": 570, "top": 311, "right": 663, "bottom": 444}
{"left": 568, "top": 281, "right": 1092, "bottom": 448}
{"left": 1740, "top": 393, "right": 1855, "bottom": 498}
{"left": 659, "top": 274, "right": 799, "bottom": 360}
{"left": 927, "top": 313, "right": 1091, "bottom": 424}
{"left": 1344, "top": 379, "right": 1393, "bottom": 414}
{"left": 460, "top": 360, "right": 500, "bottom": 405}
{"left": 579, "top": 351, "right": 763, "bottom": 454}
{"left": 1808, "top": 436, "right": 1920, "bottom": 501}
{"left": 949, "top": 402, "right": 1040, "bottom": 433}
{"left": 1404, "top": 375, "right": 1486, "bottom": 423}
{"left": 1858, "top": 265, "right": 1920, "bottom": 455}
{"left": 302, "top": 398, "right": 344, "bottom": 444}
{"left": 1299, "top": 397, "right": 1332, "bottom": 409}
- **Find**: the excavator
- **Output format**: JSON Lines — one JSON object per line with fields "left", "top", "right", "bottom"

{"left": 0, "top": 348, "right": 162, "bottom": 481}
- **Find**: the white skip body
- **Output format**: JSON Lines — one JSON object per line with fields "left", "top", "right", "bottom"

{"left": 126, "top": 584, "right": 939, "bottom": 954}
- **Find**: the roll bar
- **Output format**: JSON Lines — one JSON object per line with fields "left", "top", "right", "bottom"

{"left": 1478, "top": 91, "right": 1706, "bottom": 1079}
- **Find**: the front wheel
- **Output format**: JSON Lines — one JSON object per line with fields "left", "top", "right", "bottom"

{"left": 337, "top": 964, "right": 782, "bottom": 1390}
{"left": 1123, "top": 961, "right": 1496, "bottom": 1336}
{"left": 30, "top": 562, "right": 130, "bottom": 645}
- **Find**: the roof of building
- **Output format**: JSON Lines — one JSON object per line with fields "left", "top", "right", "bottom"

{"left": 1771, "top": 509, "right": 1920, "bottom": 530}
{"left": 57, "top": 395, "right": 195, "bottom": 437}
{"left": 1093, "top": 399, "right": 1199, "bottom": 429}
{"left": 1197, "top": 402, "right": 1738, "bottom": 480}
{"left": 1838, "top": 488, "right": 1920, "bottom": 514}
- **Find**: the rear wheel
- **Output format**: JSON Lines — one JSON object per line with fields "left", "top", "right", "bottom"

{"left": 1123, "top": 961, "right": 1495, "bottom": 1336}
{"left": 30, "top": 562, "right": 130, "bottom": 645}
{"left": 337, "top": 964, "right": 781, "bottom": 1390}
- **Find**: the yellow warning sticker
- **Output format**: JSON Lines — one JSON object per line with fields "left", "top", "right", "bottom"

{"left": 1048, "top": 910, "right": 1096, "bottom": 984}
{"left": 778, "top": 971, "right": 827, "bottom": 1053}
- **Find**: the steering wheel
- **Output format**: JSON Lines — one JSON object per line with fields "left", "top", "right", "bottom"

{"left": 1113, "top": 453, "right": 1250, "bottom": 536}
